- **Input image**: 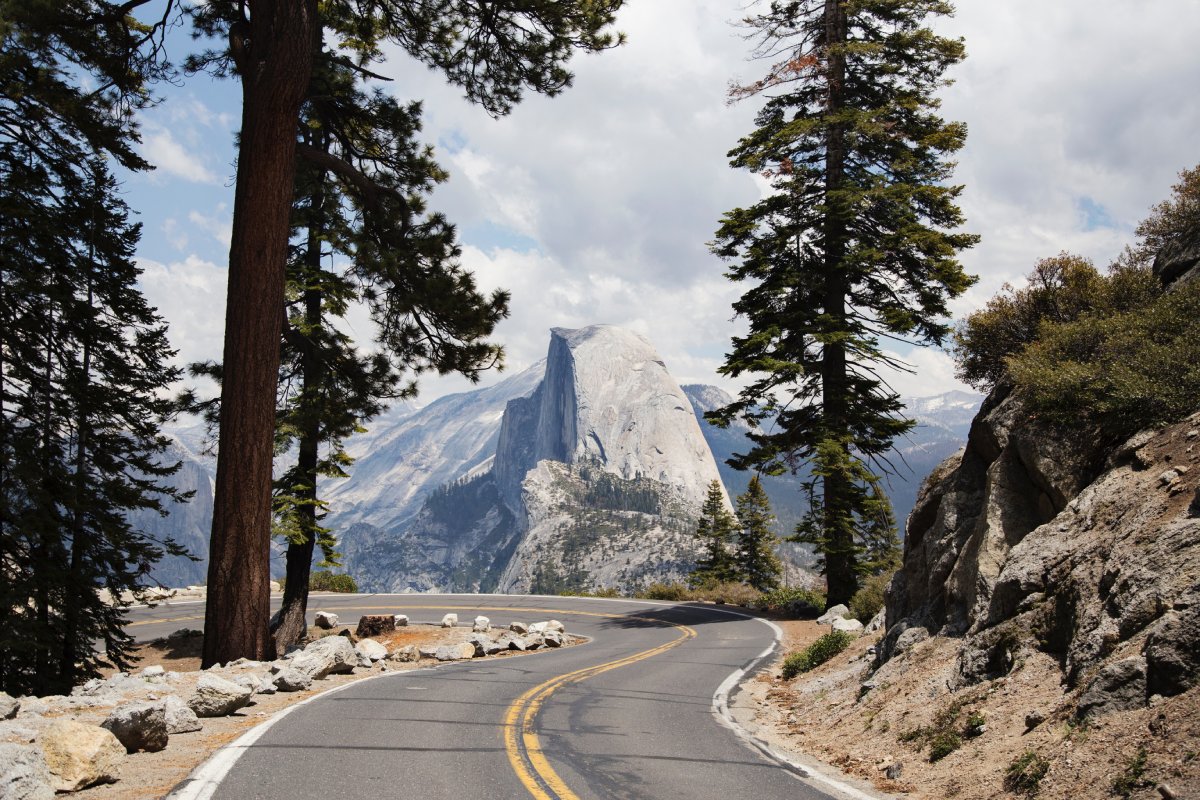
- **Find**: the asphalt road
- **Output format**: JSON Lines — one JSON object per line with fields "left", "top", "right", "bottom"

{"left": 135, "top": 594, "right": 850, "bottom": 800}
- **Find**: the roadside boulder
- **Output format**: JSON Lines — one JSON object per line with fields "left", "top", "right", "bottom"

{"left": 39, "top": 720, "right": 124, "bottom": 791}
{"left": 162, "top": 696, "right": 202, "bottom": 734}
{"left": 545, "top": 620, "right": 565, "bottom": 633}
{"left": 499, "top": 634, "right": 526, "bottom": 652}
{"left": 543, "top": 631, "right": 564, "bottom": 648}
{"left": 100, "top": 702, "right": 168, "bottom": 753}
{"left": 388, "top": 645, "right": 417, "bottom": 663}
{"left": 188, "top": 674, "right": 254, "bottom": 718}
{"left": 393, "top": 615, "right": 409, "bottom": 627}
{"left": 467, "top": 634, "right": 505, "bottom": 657}
{"left": 314, "top": 611, "right": 338, "bottom": 629}
{"left": 817, "top": 605, "right": 851, "bottom": 625}
{"left": 473, "top": 616, "right": 491, "bottom": 633}
{"left": 292, "top": 636, "right": 357, "bottom": 680}
{"left": 418, "top": 645, "right": 439, "bottom": 660}
{"left": 509, "top": 621, "right": 529, "bottom": 634}
{"left": 441, "top": 613, "right": 458, "bottom": 628}
{"left": 355, "top": 638, "right": 388, "bottom": 665}
{"left": 832, "top": 618, "right": 865, "bottom": 634}
{"left": 528, "top": 622, "right": 549, "bottom": 634}
{"left": 0, "top": 742, "right": 54, "bottom": 800}
{"left": 434, "top": 643, "right": 476, "bottom": 661}
{"left": 355, "top": 615, "right": 395, "bottom": 638}
{"left": 0, "top": 692, "right": 18, "bottom": 720}
{"left": 271, "top": 667, "right": 312, "bottom": 693}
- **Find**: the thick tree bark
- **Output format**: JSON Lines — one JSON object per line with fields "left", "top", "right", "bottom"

{"left": 271, "top": 196, "right": 324, "bottom": 654}
{"left": 820, "top": 0, "right": 857, "bottom": 608}
{"left": 203, "top": 0, "right": 319, "bottom": 668}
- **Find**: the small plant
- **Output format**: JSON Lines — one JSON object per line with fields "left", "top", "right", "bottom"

{"left": 1005, "top": 751, "right": 1050, "bottom": 797}
{"left": 897, "top": 726, "right": 927, "bottom": 743}
{"left": 1111, "top": 746, "right": 1150, "bottom": 798}
{"left": 636, "top": 581, "right": 694, "bottom": 601}
{"left": 928, "top": 731, "right": 962, "bottom": 762}
{"left": 309, "top": 571, "right": 358, "bottom": 593}
{"left": 754, "top": 586, "right": 827, "bottom": 618}
{"left": 849, "top": 569, "right": 895, "bottom": 624}
{"left": 965, "top": 711, "right": 986, "bottom": 738}
{"left": 780, "top": 630, "right": 855, "bottom": 678}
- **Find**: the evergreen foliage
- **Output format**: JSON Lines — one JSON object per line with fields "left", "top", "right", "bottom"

{"left": 1, "top": 6, "right": 185, "bottom": 692}
{"left": 780, "top": 630, "right": 855, "bottom": 678}
{"left": 689, "top": 480, "right": 740, "bottom": 586}
{"left": 708, "top": 0, "right": 976, "bottom": 606}
{"left": 734, "top": 475, "right": 782, "bottom": 591}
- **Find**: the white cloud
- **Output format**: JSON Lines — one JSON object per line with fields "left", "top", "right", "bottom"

{"left": 187, "top": 205, "right": 232, "bottom": 248}
{"left": 141, "top": 126, "right": 220, "bottom": 184}
{"left": 138, "top": 255, "right": 228, "bottom": 374}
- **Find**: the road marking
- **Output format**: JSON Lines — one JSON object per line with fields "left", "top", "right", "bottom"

{"left": 503, "top": 620, "right": 697, "bottom": 800}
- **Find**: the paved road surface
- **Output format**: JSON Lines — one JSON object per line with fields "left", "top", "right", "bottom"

{"left": 133, "top": 594, "right": 856, "bottom": 800}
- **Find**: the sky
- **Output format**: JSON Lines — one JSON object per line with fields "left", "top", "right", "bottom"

{"left": 127, "top": 0, "right": 1200, "bottom": 408}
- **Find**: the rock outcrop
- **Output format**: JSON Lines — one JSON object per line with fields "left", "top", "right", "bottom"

{"left": 881, "top": 381, "right": 1200, "bottom": 714}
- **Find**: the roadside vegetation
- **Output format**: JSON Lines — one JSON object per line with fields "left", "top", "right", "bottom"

{"left": 780, "top": 631, "right": 856, "bottom": 678}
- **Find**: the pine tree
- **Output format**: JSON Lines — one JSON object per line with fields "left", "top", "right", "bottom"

{"left": 690, "top": 480, "right": 739, "bottom": 587}
{"left": 734, "top": 476, "right": 783, "bottom": 592}
{"left": 708, "top": 0, "right": 977, "bottom": 606}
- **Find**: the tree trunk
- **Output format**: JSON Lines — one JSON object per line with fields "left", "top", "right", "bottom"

{"left": 271, "top": 188, "right": 324, "bottom": 653}
{"left": 203, "top": 0, "right": 319, "bottom": 668}
{"left": 820, "top": 0, "right": 857, "bottom": 608}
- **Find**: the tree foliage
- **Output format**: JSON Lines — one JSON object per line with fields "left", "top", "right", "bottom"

{"left": 1, "top": 4, "right": 185, "bottom": 692}
{"left": 690, "top": 480, "right": 739, "bottom": 587}
{"left": 708, "top": 0, "right": 976, "bottom": 606}
{"left": 734, "top": 475, "right": 782, "bottom": 592}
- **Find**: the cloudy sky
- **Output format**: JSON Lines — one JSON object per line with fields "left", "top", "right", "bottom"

{"left": 128, "top": 0, "right": 1200, "bottom": 408}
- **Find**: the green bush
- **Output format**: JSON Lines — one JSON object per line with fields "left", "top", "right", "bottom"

{"left": 692, "top": 581, "right": 762, "bottom": 607}
{"left": 755, "top": 586, "right": 827, "bottom": 619}
{"left": 1005, "top": 751, "right": 1050, "bottom": 797}
{"left": 781, "top": 630, "right": 855, "bottom": 678}
{"left": 849, "top": 570, "right": 894, "bottom": 624}
{"left": 309, "top": 571, "right": 358, "bottom": 593}
{"left": 928, "top": 731, "right": 962, "bottom": 762}
{"left": 1111, "top": 746, "right": 1150, "bottom": 798}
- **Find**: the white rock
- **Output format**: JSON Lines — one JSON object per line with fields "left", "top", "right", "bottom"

{"left": 140, "top": 665, "right": 165, "bottom": 680}
{"left": 355, "top": 639, "right": 388, "bottom": 664}
{"left": 0, "top": 692, "right": 18, "bottom": 720}
{"left": 294, "top": 636, "right": 356, "bottom": 679}
{"left": 509, "top": 621, "right": 529, "bottom": 634}
{"left": 39, "top": 720, "right": 124, "bottom": 792}
{"left": 269, "top": 581, "right": 281, "bottom": 593}
{"left": 417, "top": 646, "right": 439, "bottom": 660}
{"left": 543, "top": 631, "right": 564, "bottom": 648}
{"left": 832, "top": 617, "right": 865, "bottom": 634}
{"left": 0, "top": 742, "right": 55, "bottom": 800}
{"left": 271, "top": 668, "right": 312, "bottom": 693}
{"left": 528, "top": 622, "right": 549, "bottom": 634}
{"left": 434, "top": 643, "right": 476, "bottom": 662}
{"left": 545, "top": 620, "right": 565, "bottom": 633}
{"left": 393, "top": 615, "right": 409, "bottom": 627}
{"left": 440, "top": 613, "right": 458, "bottom": 628}
{"left": 188, "top": 674, "right": 254, "bottom": 718}
{"left": 314, "top": 611, "right": 339, "bottom": 629}
{"left": 817, "top": 604, "right": 852, "bottom": 625}
{"left": 101, "top": 702, "right": 168, "bottom": 753}
{"left": 388, "top": 645, "right": 417, "bottom": 663}
{"left": 472, "top": 616, "right": 490, "bottom": 632}
{"left": 161, "top": 696, "right": 201, "bottom": 734}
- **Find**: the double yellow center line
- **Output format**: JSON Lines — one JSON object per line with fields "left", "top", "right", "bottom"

{"left": 503, "top": 619, "right": 697, "bottom": 800}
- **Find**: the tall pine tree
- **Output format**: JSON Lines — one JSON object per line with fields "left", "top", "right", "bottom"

{"left": 690, "top": 480, "right": 739, "bottom": 587}
{"left": 709, "top": 0, "right": 976, "bottom": 606}
{"left": 734, "top": 475, "right": 783, "bottom": 592}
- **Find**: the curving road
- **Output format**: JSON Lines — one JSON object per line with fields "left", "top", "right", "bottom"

{"left": 132, "top": 594, "right": 861, "bottom": 800}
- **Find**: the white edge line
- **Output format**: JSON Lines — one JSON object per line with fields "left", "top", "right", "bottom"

{"left": 165, "top": 667, "right": 427, "bottom": 800}
{"left": 704, "top": 608, "right": 883, "bottom": 800}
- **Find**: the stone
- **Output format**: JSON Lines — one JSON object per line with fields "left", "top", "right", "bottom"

{"left": 272, "top": 668, "right": 312, "bottom": 693}
{"left": 355, "top": 638, "right": 388, "bottom": 664}
{"left": 314, "top": 611, "right": 338, "bottom": 629}
{"left": 1024, "top": 710, "right": 1046, "bottom": 731}
{"left": 831, "top": 618, "right": 864, "bottom": 634}
{"left": 1145, "top": 603, "right": 1200, "bottom": 697}
{"left": 418, "top": 646, "right": 439, "bottom": 660}
{"left": 188, "top": 674, "right": 254, "bottom": 718}
{"left": 817, "top": 605, "right": 851, "bottom": 625}
{"left": 295, "top": 635, "right": 357, "bottom": 679}
{"left": 0, "top": 692, "right": 17, "bottom": 720}
{"left": 1153, "top": 223, "right": 1200, "bottom": 288}
{"left": 473, "top": 616, "right": 491, "bottom": 633}
{"left": 864, "top": 610, "right": 885, "bottom": 634}
{"left": 1077, "top": 656, "right": 1148, "bottom": 719}
{"left": 528, "top": 621, "right": 549, "bottom": 634}
{"left": 522, "top": 633, "right": 545, "bottom": 650}
{"left": 393, "top": 615, "right": 409, "bottom": 627}
{"left": 232, "top": 674, "right": 263, "bottom": 694}
{"left": 388, "top": 645, "right": 417, "bottom": 663}
{"left": 509, "top": 621, "right": 529, "bottom": 634}
{"left": 545, "top": 620, "right": 565, "bottom": 633}
{"left": 440, "top": 613, "right": 458, "bottom": 628}
{"left": 162, "top": 696, "right": 202, "bottom": 734}
{"left": 39, "top": 719, "right": 124, "bottom": 792}
{"left": 499, "top": 634, "right": 527, "bottom": 652}
{"left": 0, "top": 743, "right": 55, "bottom": 800}
{"left": 885, "top": 763, "right": 903, "bottom": 781}
{"left": 100, "top": 702, "right": 168, "bottom": 753}
{"left": 434, "top": 643, "right": 476, "bottom": 662}
{"left": 355, "top": 615, "right": 395, "bottom": 638}
{"left": 543, "top": 631, "right": 564, "bottom": 648}
{"left": 0, "top": 722, "right": 39, "bottom": 744}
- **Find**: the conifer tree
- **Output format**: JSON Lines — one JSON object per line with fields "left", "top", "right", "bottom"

{"left": 734, "top": 476, "right": 783, "bottom": 592}
{"left": 690, "top": 480, "right": 739, "bottom": 586}
{"left": 708, "top": 0, "right": 977, "bottom": 606}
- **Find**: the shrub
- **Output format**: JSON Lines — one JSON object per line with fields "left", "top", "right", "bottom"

{"left": 849, "top": 569, "right": 894, "bottom": 624}
{"left": 1005, "top": 751, "right": 1050, "bottom": 797}
{"left": 755, "top": 586, "right": 827, "bottom": 619}
{"left": 1111, "top": 746, "right": 1150, "bottom": 798}
{"left": 692, "top": 581, "right": 761, "bottom": 607}
{"left": 780, "top": 630, "right": 855, "bottom": 678}
{"left": 928, "top": 731, "right": 962, "bottom": 762}
{"left": 309, "top": 571, "right": 358, "bottom": 593}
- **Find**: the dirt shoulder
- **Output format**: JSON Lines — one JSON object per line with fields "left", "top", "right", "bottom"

{"left": 746, "top": 622, "right": 1200, "bottom": 800}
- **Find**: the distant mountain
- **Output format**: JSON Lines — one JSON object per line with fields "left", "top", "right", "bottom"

{"left": 682, "top": 385, "right": 983, "bottom": 538}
